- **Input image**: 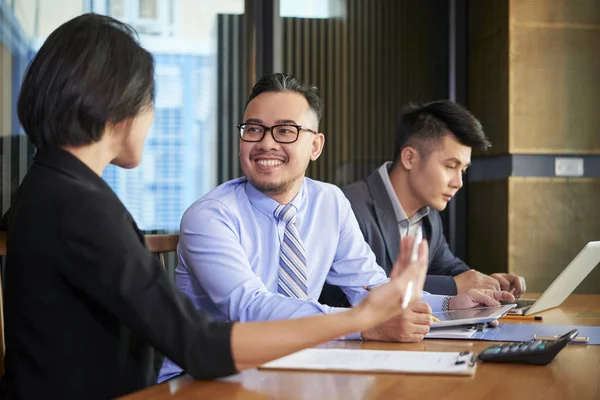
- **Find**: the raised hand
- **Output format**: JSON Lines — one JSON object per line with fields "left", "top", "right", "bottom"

{"left": 358, "top": 235, "right": 429, "bottom": 339}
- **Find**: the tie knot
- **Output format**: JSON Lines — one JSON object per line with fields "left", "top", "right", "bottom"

{"left": 274, "top": 203, "right": 297, "bottom": 224}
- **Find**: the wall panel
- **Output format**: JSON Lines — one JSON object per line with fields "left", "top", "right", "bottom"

{"left": 282, "top": 0, "right": 449, "bottom": 185}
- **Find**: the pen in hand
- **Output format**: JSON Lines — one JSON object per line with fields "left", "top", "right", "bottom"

{"left": 402, "top": 226, "right": 423, "bottom": 309}
{"left": 363, "top": 226, "right": 423, "bottom": 309}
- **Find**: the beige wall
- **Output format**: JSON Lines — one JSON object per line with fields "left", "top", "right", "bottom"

{"left": 509, "top": 0, "right": 600, "bottom": 154}
{"left": 468, "top": 0, "right": 600, "bottom": 293}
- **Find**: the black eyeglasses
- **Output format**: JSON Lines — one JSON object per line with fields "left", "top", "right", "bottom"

{"left": 237, "top": 123, "right": 317, "bottom": 144}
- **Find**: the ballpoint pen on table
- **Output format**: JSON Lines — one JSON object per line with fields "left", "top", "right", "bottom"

{"left": 499, "top": 315, "right": 543, "bottom": 321}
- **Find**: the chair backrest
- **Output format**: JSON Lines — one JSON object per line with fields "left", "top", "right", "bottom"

{"left": 0, "top": 231, "right": 6, "bottom": 376}
{"left": 145, "top": 234, "right": 179, "bottom": 269}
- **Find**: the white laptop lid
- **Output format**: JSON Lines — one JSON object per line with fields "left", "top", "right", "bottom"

{"left": 526, "top": 241, "right": 600, "bottom": 315}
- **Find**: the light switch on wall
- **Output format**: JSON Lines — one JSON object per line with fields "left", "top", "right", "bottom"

{"left": 555, "top": 157, "right": 584, "bottom": 177}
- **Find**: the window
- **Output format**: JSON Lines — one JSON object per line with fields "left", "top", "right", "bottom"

{"left": 2, "top": 0, "right": 245, "bottom": 232}
{"left": 280, "top": 0, "right": 345, "bottom": 19}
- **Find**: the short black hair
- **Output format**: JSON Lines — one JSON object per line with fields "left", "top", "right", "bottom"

{"left": 18, "top": 13, "right": 155, "bottom": 149}
{"left": 392, "top": 100, "right": 491, "bottom": 164}
{"left": 245, "top": 73, "right": 324, "bottom": 126}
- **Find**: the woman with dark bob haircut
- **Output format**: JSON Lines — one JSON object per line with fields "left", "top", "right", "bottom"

{"left": 0, "top": 13, "right": 428, "bottom": 399}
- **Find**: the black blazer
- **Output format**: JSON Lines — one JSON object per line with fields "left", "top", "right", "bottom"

{"left": 0, "top": 148, "right": 235, "bottom": 399}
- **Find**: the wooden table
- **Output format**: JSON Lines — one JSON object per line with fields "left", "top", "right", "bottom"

{"left": 121, "top": 294, "right": 600, "bottom": 400}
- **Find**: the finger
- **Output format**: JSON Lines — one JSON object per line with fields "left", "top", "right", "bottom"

{"left": 413, "top": 324, "right": 431, "bottom": 335}
{"left": 500, "top": 290, "right": 515, "bottom": 302}
{"left": 390, "top": 236, "right": 414, "bottom": 279}
{"left": 411, "top": 301, "right": 432, "bottom": 315}
{"left": 488, "top": 320, "right": 499, "bottom": 327}
{"left": 468, "top": 290, "right": 500, "bottom": 307}
{"left": 492, "top": 274, "right": 511, "bottom": 291}
{"left": 414, "top": 239, "right": 429, "bottom": 293}
{"left": 511, "top": 276, "right": 525, "bottom": 297}
{"left": 486, "top": 289, "right": 515, "bottom": 303}
{"left": 406, "top": 334, "right": 426, "bottom": 343}
{"left": 520, "top": 276, "right": 527, "bottom": 295}
{"left": 413, "top": 312, "right": 434, "bottom": 325}
{"left": 418, "top": 238, "right": 429, "bottom": 265}
{"left": 400, "top": 235, "right": 414, "bottom": 266}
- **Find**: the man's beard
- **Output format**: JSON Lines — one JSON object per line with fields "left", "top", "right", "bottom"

{"left": 249, "top": 177, "right": 293, "bottom": 194}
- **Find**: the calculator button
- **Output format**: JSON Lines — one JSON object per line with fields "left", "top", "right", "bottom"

{"left": 528, "top": 341, "right": 542, "bottom": 350}
{"left": 483, "top": 348, "right": 500, "bottom": 354}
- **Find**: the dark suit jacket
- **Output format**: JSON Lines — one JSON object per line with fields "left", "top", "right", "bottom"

{"left": 345, "top": 169, "right": 471, "bottom": 295}
{"left": 319, "top": 169, "right": 470, "bottom": 306}
{"left": 0, "top": 147, "right": 235, "bottom": 399}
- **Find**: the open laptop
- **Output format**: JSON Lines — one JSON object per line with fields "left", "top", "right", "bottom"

{"left": 506, "top": 241, "right": 600, "bottom": 315}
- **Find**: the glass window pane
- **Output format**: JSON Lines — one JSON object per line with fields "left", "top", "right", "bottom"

{"left": 138, "top": 0, "right": 157, "bottom": 19}
{"left": 2, "top": 0, "right": 245, "bottom": 234}
{"left": 109, "top": 0, "right": 126, "bottom": 19}
{"left": 280, "top": 0, "right": 345, "bottom": 19}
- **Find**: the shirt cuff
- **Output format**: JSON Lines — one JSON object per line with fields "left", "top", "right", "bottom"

{"left": 422, "top": 294, "right": 449, "bottom": 312}
{"left": 342, "top": 331, "right": 362, "bottom": 341}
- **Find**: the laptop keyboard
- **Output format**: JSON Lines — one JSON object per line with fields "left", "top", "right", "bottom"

{"left": 500, "top": 299, "right": 536, "bottom": 308}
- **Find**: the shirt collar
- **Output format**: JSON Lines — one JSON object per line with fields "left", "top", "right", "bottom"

{"left": 245, "top": 179, "right": 306, "bottom": 220}
{"left": 377, "top": 161, "right": 429, "bottom": 224}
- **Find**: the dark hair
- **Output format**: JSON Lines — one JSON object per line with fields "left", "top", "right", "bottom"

{"left": 18, "top": 13, "right": 155, "bottom": 149}
{"left": 245, "top": 73, "right": 324, "bottom": 126}
{"left": 392, "top": 100, "right": 491, "bottom": 164}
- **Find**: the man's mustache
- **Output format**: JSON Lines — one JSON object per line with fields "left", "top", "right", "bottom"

{"left": 250, "top": 151, "right": 287, "bottom": 161}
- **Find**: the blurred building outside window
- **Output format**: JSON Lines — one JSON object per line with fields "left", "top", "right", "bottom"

{"left": 1, "top": 0, "right": 245, "bottom": 232}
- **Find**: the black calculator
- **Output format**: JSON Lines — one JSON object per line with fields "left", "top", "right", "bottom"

{"left": 478, "top": 329, "right": 579, "bottom": 365}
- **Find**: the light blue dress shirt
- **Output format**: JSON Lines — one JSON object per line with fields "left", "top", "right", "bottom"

{"left": 158, "top": 177, "right": 445, "bottom": 382}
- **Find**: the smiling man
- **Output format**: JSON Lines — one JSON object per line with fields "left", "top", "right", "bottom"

{"left": 158, "top": 76, "right": 514, "bottom": 382}
{"left": 321, "top": 100, "right": 526, "bottom": 301}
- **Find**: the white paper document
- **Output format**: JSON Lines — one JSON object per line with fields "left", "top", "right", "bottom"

{"left": 260, "top": 348, "right": 477, "bottom": 376}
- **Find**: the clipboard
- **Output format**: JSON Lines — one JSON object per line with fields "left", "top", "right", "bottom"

{"left": 260, "top": 348, "right": 478, "bottom": 376}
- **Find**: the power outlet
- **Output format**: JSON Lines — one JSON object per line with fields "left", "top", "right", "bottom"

{"left": 555, "top": 157, "right": 584, "bottom": 177}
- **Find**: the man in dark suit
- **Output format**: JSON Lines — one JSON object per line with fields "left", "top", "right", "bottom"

{"left": 321, "top": 100, "right": 525, "bottom": 305}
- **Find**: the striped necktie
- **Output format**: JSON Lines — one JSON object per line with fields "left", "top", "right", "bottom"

{"left": 274, "top": 203, "right": 308, "bottom": 299}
